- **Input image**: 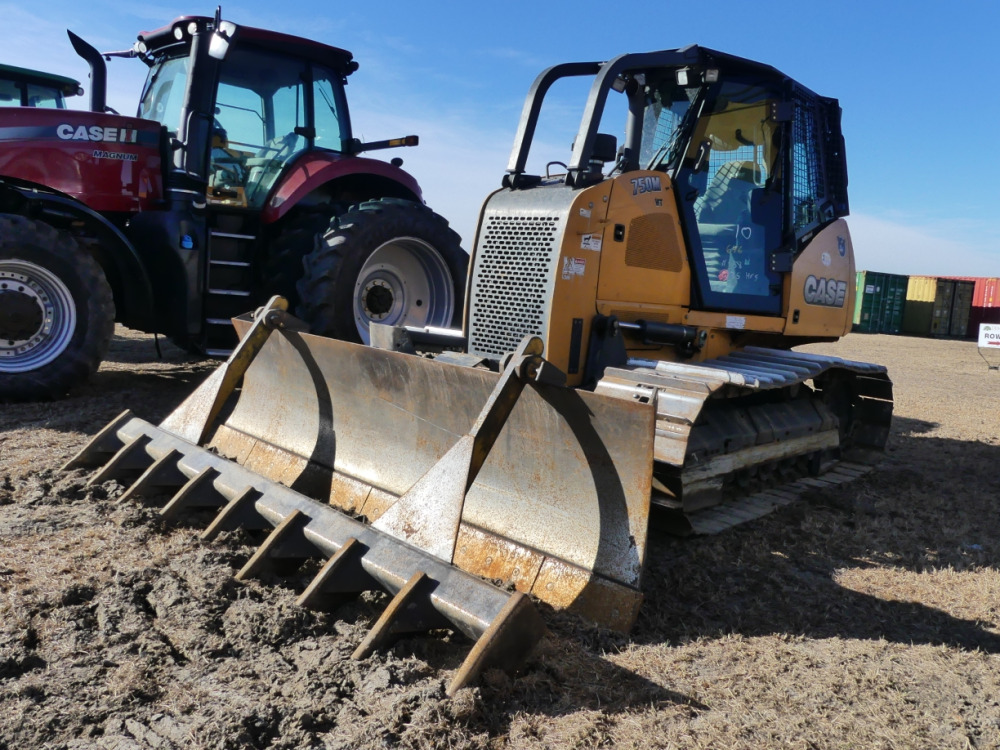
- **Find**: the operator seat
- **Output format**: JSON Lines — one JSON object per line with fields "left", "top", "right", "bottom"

{"left": 695, "top": 160, "right": 757, "bottom": 224}
{"left": 695, "top": 160, "right": 769, "bottom": 295}
{"left": 245, "top": 133, "right": 303, "bottom": 204}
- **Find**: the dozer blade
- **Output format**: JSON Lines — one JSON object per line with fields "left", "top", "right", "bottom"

{"left": 64, "top": 301, "right": 656, "bottom": 690}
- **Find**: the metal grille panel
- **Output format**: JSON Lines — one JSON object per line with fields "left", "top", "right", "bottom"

{"left": 791, "top": 94, "right": 825, "bottom": 232}
{"left": 469, "top": 213, "right": 561, "bottom": 357}
{"left": 626, "top": 213, "right": 683, "bottom": 271}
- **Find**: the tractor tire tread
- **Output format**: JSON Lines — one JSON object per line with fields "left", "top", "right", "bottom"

{"left": 0, "top": 214, "right": 114, "bottom": 401}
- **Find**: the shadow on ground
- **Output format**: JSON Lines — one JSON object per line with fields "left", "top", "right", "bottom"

{"left": 630, "top": 420, "right": 1000, "bottom": 654}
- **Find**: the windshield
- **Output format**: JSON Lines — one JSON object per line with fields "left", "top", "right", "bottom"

{"left": 0, "top": 80, "right": 69, "bottom": 108}
{"left": 138, "top": 54, "right": 190, "bottom": 134}
{"left": 641, "top": 76, "right": 704, "bottom": 172}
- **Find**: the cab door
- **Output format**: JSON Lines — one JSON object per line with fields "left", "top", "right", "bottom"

{"left": 671, "top": 78, "right": 786, "bottom": 315}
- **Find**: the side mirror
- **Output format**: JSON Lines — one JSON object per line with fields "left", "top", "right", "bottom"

{"left": 592, "top": 133, "right": 618, "bottom": 164}
{"left": 209, "top": 21, "right": 238, "bottom": 60}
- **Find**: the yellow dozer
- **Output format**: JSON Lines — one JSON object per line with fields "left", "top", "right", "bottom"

{"left": 65, "top": 47, "right": 892, "bottom": 693}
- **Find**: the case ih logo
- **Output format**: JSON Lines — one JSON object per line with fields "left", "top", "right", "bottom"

{"left": 56, "top": 124, "right": 139, "bottom": 144}
{"left": 803, "top": 275, "right": 848, "bottom": 307}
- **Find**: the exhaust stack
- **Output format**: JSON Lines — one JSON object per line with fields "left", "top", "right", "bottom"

{"left": 67, "top": 30, "right": 107, "bottom": 113}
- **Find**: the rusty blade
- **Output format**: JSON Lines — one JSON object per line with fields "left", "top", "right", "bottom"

{"left": 201, "top": 323, "right": 656, "bottom": 628}
{"left": 160, "top": 297, "right": 288, "bottom": 445}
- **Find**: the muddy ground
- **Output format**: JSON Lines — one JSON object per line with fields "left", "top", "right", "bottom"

{"left": 2, "top": 329, "right": 999, "bottom": 749}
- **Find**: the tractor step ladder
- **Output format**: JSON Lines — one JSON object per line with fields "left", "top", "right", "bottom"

{"left": 203, "top": 212, "right": 259, "bottom": 356}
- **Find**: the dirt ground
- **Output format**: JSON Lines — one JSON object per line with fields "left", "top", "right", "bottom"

{"left": 2, "top": 329, "right": 999, "bottom": 749}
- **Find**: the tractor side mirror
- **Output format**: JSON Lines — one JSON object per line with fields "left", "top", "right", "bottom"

{"left": 209, "top": 21, "right": 238, "bottom": 60}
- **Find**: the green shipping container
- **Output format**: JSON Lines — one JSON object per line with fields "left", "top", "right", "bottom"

{"left": 853, "top": 270, "right": 909, "bottom": 334}
{"left": 947, "top": 279, "right": 974, "bottom": 337}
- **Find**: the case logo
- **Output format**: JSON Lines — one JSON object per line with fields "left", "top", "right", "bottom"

{"left": 803, "top": 275, "right": 847, "bottom": 307}
{"left": 57, "top": 124, "right": 138, "bottom": 143}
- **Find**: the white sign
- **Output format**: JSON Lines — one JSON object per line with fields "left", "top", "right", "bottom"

{"left": 978, "top": 323, "right": 1000, "bottom": 348}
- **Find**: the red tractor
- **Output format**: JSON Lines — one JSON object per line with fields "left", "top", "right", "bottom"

{"left": 0, "top": 11, "right": 466, "bottom": 400}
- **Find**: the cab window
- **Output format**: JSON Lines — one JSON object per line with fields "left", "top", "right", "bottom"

{"left": 208, "top": 48, "right": 309, "bottom": 207}
{"left": 668, "top": 77, "right": 786, "bottom": 312}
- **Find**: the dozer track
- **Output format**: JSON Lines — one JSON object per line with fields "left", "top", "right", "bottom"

{"left": 595, "top": 347, "right": 893, "bottom": 535}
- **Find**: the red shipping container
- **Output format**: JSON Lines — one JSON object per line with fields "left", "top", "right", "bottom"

{"left": 941, "top": 277, "right": 1000, "bottom": 334}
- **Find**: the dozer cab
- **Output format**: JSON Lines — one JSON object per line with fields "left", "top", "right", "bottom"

{"left": 66, "top": 47, "right": 892, "bottom": 693}
{"left": 0, "top": 11, "right": 466, "bottom": 401}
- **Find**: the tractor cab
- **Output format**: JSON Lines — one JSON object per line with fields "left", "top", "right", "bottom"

{"left": 638, "top": 54, "right": 848, "bottom": 315}
{"left": 0, "top": 64, "right": 82, "bottom": 108}
{"left": 135, "top": 15, "right": 358, "bottom": 209}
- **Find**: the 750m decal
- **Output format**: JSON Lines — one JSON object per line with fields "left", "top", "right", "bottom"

{"left": 630, "top": 176, "right": 661, "bottom": 195}
{"left": 803, "top": 275, "right": 848, "bottom": 307}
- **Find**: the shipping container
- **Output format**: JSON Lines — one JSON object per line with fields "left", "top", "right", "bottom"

{"left": 902, "top": 277, "right": 974, "bottom": 338}
{"left": 902, "top": 276, "right": 937, "bottom": 336}
{"left": 853, "top": 270, "right": 909, "bottom": 334}
{"left": 941, "top": 277, "right": 1000, "bottom": 335}
{"left": 948, "top": 280, "right": 974, "bottom": 337}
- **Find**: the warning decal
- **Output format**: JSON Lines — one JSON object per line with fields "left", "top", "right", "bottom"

{"left": 561, "top": 256, "right": 586, "bottom": 280}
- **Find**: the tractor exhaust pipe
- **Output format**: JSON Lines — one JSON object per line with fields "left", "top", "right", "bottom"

{"left": 67, "top": 30, "right": 107, "bottom": 113}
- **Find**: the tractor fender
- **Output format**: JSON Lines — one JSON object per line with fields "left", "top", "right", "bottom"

{"left": 0, "top": 177, "right": 155, "bottom": 330}
{"left": 262, "top": 152, "right": 423, "bottom": 224}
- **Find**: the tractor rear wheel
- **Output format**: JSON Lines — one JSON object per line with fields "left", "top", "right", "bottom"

{"left": 296, "top": 199, "right": 467, "bottom": 343}
{"left": 262, "top": 208, "right": 342, "bottom": 312}
{"left": 0, "top": 215, "right": 114, "bottom": 401}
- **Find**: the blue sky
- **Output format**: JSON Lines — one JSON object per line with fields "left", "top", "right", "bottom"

{"left": 3, "top": 0, "right": 999, "bottom": 277}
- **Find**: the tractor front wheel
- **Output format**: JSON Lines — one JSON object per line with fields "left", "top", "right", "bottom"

{"left": 296, "top": 199, "right": 467, "bottom": 343}
{"left": 0, "top": 215, "right": 114, "bottom": 401}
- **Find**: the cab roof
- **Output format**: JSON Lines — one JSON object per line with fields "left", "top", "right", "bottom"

{"left": 0, "top": 63, "right": 82, "bottom": 94}
{"left": 138, "top": 16, "right": 358, "bottom": 75}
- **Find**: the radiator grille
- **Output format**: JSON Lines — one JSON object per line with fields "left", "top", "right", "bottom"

{"left": 625, "top": 214, "right": 683, "bottom": 271}
{"left": 469, "top": 213, "right": 561, "bottom": 357}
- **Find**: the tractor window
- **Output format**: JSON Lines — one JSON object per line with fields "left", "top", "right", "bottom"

{"left": 209, "top": 48, "right": 309, "bottom": 207}
{"left": 313, "top": 67, "right": 346, "bottom": 152}
{"left": 25, "top": 84, "right": 66, "bottom": 108}
{"left": 0, "top": 79, "right": 21, "bottom": 106}
{"left": 641, "top": 79, "right": 699, "bottom": 170}
{"left": 138, "top": 55, "right": 190, "bottom": 135}
{"left": 270, "top": 81, "right": 305, "bottom": 144}
{"left": 790, "top": 103, "right": 823, "bottom": 233}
